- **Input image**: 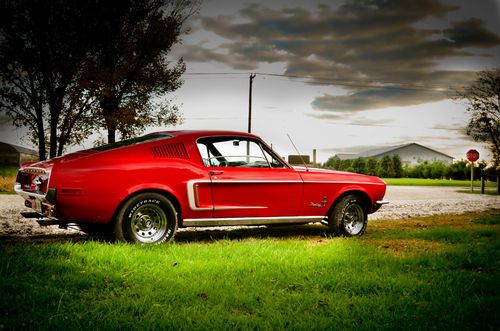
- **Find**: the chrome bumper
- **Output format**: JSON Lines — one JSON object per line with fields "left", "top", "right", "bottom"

{"left": 15, "top": 184, "right": 57, "bottom": 219}
{"left": 372, "top": 200, "right": 389, "bottom": 213}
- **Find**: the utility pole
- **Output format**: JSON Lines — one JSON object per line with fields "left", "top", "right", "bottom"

{"left": 248, "top": 73, "right": 256, "bottom": 133}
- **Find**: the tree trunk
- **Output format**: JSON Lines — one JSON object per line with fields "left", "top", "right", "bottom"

{"left": 497, "top": 175, "right": 499, "bottom": 195}
{"left": 35, "top": 109, "right": 46, "bottom": 161}
{"left": 107, "top": 128, "right": 116, "bottom": 144}
{"left": 49, "top": 112, "right": 58, "bottom": 159}
{"left": 37, "top": 136, "right": 46, "bottom": 161}
{"left": 100, "top": 93, "right": 119, "bottom": 144}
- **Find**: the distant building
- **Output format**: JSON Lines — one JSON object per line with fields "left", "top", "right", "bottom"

{"left": 0, "top": 142, "right": 39, "bottom": 166}
{"left": 288, "top": 154, "right": 310, "bottom": 165}
{"left": 336, "top": 143, "right": 453, "bottom": 166}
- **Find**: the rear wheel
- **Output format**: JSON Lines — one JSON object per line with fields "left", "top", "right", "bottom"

{"left": 327, "top": 194, "right": 367, "bottom": 237}
{"left": 114, "top": 193, "right": 178, "bottom": 244}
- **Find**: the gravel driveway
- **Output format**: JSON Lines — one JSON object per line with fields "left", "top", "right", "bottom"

{"left": 1, "top": 186, "right": 499, "bottom": 237}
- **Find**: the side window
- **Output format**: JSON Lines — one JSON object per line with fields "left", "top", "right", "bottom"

{"left": 261, "top": 146, "right": 286, "bottom": 168}
{"left": 196, "top": 143, "right": 211, "bottom": 166}
{"left": 212, "top": 139, "right": 269, "bottom": 168}
{"left": 197, "top": 137, "right": 286, "bottom": 168}
{"left": 197, "top": 137, "right": 277, "bottom": 168}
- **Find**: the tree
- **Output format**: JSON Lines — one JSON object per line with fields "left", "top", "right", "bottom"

{"left": 377, "top": 155, "right": 395, "bottom": 178}
{"left": 323, "top": 155, "right": 341, "bottom": 169}
{"left": 83, "top": 0, "right": 199, "bottom": 143}
{"left": 365, "top": 158, "right": 378, "bottom": 176}
{"left": 0, "top": 0, "right": 99, "bottom": 159}
{"left": 340, "top": 159, "right": 353, "bottom": 171}
{"left": 352, "top": 157, "right": 366, "bottom": 174}
{"left": 457, "top": 68, "right": 500, "bottom": 193}
{"left": 392, "top": 155, "right": 403, "bottom": 178}
{"left": 0, "top": 0, "right": 199, "bottom": 160}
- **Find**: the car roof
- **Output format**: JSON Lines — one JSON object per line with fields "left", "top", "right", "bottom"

{"left": 153, "top": 130, "right": 259, "bottom": 140}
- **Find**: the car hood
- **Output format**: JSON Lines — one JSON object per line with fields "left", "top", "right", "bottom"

{"left": 293, "top": 166, "right": 386, "bottom": 185}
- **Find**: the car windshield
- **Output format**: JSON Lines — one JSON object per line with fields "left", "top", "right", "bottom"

{"left": 92, "top": 133, "right": 172, "bottom": 151}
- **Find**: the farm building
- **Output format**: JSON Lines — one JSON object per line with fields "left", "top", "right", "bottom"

{"left": 336, "top": 143, "right": 453, "bottom": 166}
{"left": 0, "top": 142, "right": 39, "bottom": 166}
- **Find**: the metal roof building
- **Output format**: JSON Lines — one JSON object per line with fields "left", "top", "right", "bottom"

{"left": 0, "top": 142, "right": 39, "bottom": 166}
{"left": 336, "top": 143, "right": 453, "bottom": 166}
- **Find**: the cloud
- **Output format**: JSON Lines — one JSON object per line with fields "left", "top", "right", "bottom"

{"left": 444, "top": 18, "right": 500, "bottom": 48}
{"left": 180, "top": 0, "right": 500, "bottom": 112}
{"left": 311, "top": 88, "right": 447, "bottom": 112}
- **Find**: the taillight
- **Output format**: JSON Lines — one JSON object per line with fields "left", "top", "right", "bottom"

{"left": 18, "top": 167, "right": 50, "bottom": 194}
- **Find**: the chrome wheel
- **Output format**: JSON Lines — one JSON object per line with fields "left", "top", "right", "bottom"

{"left": 342, "top": 203, "right": 365, "bottom": 235}
{"left": 130, "top": 204, "right": 168, "bottom": 243}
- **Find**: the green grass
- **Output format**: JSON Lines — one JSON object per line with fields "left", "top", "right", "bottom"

{"left": 0, "top": 166, "right": 18, "bottom": 177}
{"left": 383, "top": 177, "right": 497, "bottom": 187}
{"left": 1, "top": 211, "right": 499, "bottom": 330}
{"left": 0, "top": 166, "right": 17, "bottom": 193}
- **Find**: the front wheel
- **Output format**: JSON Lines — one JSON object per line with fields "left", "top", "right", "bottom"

{"left": 327, "top": 195, "right": 367, "bottom": 237}
{"left": 114, "top": 193, "right": 178, "bottom": 244}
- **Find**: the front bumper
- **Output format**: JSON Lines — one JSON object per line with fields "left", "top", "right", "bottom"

{"left": 372, "top": 200, "right": 389, "bottom": 213}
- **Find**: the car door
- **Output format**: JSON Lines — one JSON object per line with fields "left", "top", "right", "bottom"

{"left": 198, "top": 136, "right": 303, "bottom": 219}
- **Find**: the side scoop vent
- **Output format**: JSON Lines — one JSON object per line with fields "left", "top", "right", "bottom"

{"left": 151, "top": 143, "right": 189, "bottom": 159}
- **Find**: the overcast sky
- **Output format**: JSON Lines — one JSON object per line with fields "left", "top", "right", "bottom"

{"left": 1, "top": 0, "right": 500, "bottom": 162}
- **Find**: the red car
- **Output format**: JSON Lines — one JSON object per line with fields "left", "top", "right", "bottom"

{"left": 15, "top": 130, "right": 388, "bottom": 243}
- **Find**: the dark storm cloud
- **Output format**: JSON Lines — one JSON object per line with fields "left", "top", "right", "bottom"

{"left": 182, "top": 0, "right": 500, "bottom": 112}
{"left": 311, "top": 88, "right": 447, "bottom": 112}
{"left": 444, "top": 18, "right": 500, "bottom": 47}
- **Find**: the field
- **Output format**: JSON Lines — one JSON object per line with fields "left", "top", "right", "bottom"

{"left": 1, "top": 210, "right": 499, "bottom": 330}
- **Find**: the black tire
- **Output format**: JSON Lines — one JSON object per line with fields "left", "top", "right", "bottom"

{"left": 114, "top": 193, "right": 178, "bottom": 244}
{"left": 327, "top": 194, "right": 367, "bottom": 237}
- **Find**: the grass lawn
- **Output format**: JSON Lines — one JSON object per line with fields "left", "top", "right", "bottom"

{"left": 383, "top": 177, "right": 497, "bottom": 187}
{"left": 0, "top": 166, "right": 18, "bottom": 193}
{"left": 1, "top": 211, "right": 499, "bottom": 330}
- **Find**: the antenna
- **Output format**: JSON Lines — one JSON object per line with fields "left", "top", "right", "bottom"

{"left": 287, "top": 134, "right": 309, "bottom": 171}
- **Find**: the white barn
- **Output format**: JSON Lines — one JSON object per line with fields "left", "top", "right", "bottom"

{"left": 336, "top": 143, "right": 453, "bottom": 166}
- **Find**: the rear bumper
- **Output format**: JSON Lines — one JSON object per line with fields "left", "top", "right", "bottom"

{"left": 15, "top": 184, "right": 57, "bottom": 219}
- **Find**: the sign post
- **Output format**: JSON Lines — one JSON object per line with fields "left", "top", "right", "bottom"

{"left": 466, "top": 149, "right": 480, "bottom": 192}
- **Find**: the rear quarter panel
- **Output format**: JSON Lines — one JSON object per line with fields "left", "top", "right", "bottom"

{"left": 52, "top": 137, "right": 210, "bottom": 224}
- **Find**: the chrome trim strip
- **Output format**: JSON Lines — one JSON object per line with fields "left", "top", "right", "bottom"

{"left": 375, "top": 200, "right": 390, "bottom": 205}
{"left": 183, "top": 215, "right": 326, "bottom": 227}
{"left": 186, "top": 180, "right": 269, "bottom": 211}
{"left": 187, "top": 180, "right": 212, "bottom": 211}
{"left": 303, "top": 181, "right": 384, "bottom": 185}
{"left": 21, "top": 167, "right": 49, "bottom": 174}
{"left": 14, "top": 184, "right": 47, "bottom": 201}
{"left": 212, "top": 180, "right": 303, "bottom": 183}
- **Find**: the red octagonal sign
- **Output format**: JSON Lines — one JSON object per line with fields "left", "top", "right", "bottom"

{"left": 466, "top": 149, "right": 480, "bottom": 162}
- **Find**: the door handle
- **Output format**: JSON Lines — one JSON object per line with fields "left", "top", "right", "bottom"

{"left": 209, "top": 170, "right": 224, "bottom": 176}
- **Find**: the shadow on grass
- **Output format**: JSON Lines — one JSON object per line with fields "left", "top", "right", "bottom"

{"left": 0, "top": 224, "right": 331, "bottom": 245}
{"left": 175, "top": 224, "right": 330, "bottom": 243}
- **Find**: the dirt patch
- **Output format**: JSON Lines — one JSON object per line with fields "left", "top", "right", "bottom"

{"left": 365, "top": 238, "right": 447, "bottom": 256}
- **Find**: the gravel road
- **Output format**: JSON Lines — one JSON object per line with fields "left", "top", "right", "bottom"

{"left": 1, "top": 186, "right": 498, "bottom": 237}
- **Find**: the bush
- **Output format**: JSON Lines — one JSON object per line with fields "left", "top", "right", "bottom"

{"left": 321, "top": 154, "right": 498, "bottom": 181}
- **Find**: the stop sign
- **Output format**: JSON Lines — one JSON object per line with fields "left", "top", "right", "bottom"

{"left": 466, "top": 149, "right": 479, "bottom": 162}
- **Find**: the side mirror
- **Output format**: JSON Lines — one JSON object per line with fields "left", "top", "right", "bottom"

{"left": 233, "top": 140, "right": 240, "bottom": 146}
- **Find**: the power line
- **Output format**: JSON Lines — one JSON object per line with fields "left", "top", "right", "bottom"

{"left": 183, "top": 71, "right": 465, "bottom": 92}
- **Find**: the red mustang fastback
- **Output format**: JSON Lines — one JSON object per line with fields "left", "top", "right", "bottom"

{"left": 15, "top": 130, "right": 388, "bottom": 243}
